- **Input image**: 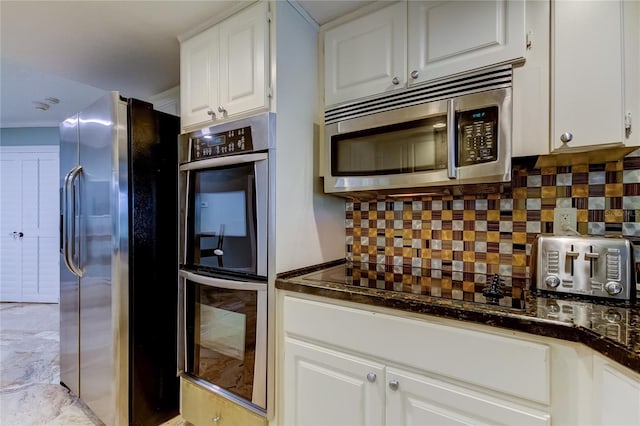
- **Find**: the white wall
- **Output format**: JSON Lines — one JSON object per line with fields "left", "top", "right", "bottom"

{"left": 272, "top": 1, "right": 345, "bottom": 274}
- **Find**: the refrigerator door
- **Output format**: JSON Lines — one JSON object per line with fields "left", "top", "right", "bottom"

{"left": 78, "top": 92, "right": 129, "bottom": 426}
{"left": 59, "top": 113, "right": 80, "bottom": 397}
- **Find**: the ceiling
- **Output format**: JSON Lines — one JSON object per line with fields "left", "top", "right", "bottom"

{"left": 0, "top": 0, "right": 373, "bottom": 128}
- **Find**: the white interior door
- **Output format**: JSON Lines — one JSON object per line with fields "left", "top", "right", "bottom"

{"left": 0, "top": 146, "right": 60, "bottom": 303}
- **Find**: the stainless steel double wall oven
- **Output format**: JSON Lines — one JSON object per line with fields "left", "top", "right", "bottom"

{"left": 178, "top": 113, "right": 274, "bottom": 413}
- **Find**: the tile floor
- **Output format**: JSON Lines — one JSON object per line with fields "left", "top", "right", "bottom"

{"left": 0, "top": 303, "right": 187, "bottom": 426}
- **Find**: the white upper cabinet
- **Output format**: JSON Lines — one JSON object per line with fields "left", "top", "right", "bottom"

{"left": 324, "top": 2, "right": 407, "bottom": 106}
{"left": 180, "top": 1, "right": 268, "bottom": 130}
{"left": 218, "top": 2, "right": 268, "bottom": 117}
{"left": 408, "top": 0, "right": 525, "bottom": 86}
{"left": 323, "top": 1, "right": 526, "bottom": 108}
{"left": 181, "top": 26, "right": 219, "bottom": 128}
{"left": 551, "top": 0, "right": 627, "bottom": 150}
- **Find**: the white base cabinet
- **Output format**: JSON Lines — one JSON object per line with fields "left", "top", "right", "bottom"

{"left": 386, "top": 367, "right": 550, "bottom": 426}
{"left": 277, "top": 291, "right": 640, "bottom": 426}
{"left": 593, "top": 355, "right": 640, "bottom": 426}
{"left": 278, "top": 293, "right": 554, "bottom": 426}
{"left": 284, "top": 338, "right": 385, "bottom": 425}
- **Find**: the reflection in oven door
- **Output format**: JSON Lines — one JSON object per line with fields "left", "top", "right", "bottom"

{"left": 184, "top": 276, "right": 267, "bottom": 409}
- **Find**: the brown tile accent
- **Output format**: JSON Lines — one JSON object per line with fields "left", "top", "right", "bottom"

{"left": 345, "top": 157, "right": 639, "bottom": 293}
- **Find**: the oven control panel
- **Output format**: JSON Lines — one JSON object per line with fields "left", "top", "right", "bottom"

{"left": 192, "top": 126, "right": 254, "bottom": 160}
{"left": 457, "top": 106, "right": 498, "bottom": 166}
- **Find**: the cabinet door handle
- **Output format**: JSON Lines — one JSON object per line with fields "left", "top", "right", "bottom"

{"left": 388, "top": 380, "right": 399, "bottom": 391}
{"left": 218, "top": 106, "right": 227, "bottom": 114}
{"left": 391, "top": 77, "right": 400, "bottom": 85}
{"left": 410, "top": 70, "right": 419, "bottom": 79}
{"left": 207, "top": 109, "right": 216, "bottom": 118}
{"left": 560, "top": 132, "right": 573, "bottom": 144}
{"left": 366, "top": 372, "right": 377, "bottom": 383}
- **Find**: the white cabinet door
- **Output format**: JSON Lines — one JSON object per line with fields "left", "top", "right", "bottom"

{"left": 218, "top": 0, "right": 268, "bottom": 116}
{"left": 593, "top": 356, "right": 640, "bottom": 426}
{"left": 324, "top": 2, "right": 407, "bottom": 106}
{"left": 283, "top": 337, "right": 385, "bottom": 426}
{"left": 408, "top": 0, "right": 525, "bottom": 86}
{"left": 180, "top": 26, "right": 218, "bottom": 128}
{"left": 551, "top": 0, "right": 624, "bottom": 150}
{"left": 0, "top": 148, "right": 59, "bottom": 303}
{"left": 386, "top": 367, "right": 551, "bottom": 426}
{"left": 180, "top": 2, "right": 268, "bottom": 129}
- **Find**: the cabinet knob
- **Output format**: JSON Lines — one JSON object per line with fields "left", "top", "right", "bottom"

{"left": 218, "top": 106, "right": 227, "bottom": 114}
{"left": 391, "top": 77, "right": 400, "bottom": 85}
{"left": 207, "top": 109, "right": 216, "bottom": 118}
{"left": 560, "top": 132, "right": 573, "bottom": 144}
{"left": 410, "top": 70, "right": 419, "bottom": 79}
{"left": 366, "top": 372, "right": 377, "bottom": 383}
{"left": 388, "top": 380, "right": 399, "bottom": 391}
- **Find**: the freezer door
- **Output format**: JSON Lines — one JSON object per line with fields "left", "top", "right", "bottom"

{"left": 59, "top": 113, "right": 80, "bottom": 397}
{"left": 77, "top": 92, "right": 129, "bottom": 426}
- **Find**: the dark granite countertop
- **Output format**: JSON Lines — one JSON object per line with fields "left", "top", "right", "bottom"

{"left": 276, "top": 260, "right": 640, "bottom": 374}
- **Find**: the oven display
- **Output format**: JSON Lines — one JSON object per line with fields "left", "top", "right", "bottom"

{"left": 192, "top": 126, "right": 254, "bottom": 159}
{"left": 457, "top": 106, "right": 498, "bottom": 166}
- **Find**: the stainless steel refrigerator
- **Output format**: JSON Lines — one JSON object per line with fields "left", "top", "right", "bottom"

{"left": 59, "top": 92, "right": 179, "bottom": 425}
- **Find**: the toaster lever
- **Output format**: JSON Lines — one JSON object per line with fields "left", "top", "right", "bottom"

{"left": 585, "top": 247, "right": 599, "bottom": 278}
{"left": 566, "top": 246, "right": 579, "bottom": 275}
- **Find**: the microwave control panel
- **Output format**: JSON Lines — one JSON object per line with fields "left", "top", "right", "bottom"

{"left": 192, "top": 126, "right": 254, "bottom": 160}
{"left": 457, "top": 106, "right": 498, "bottom": 166}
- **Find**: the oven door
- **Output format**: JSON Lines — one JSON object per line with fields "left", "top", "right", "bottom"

{"left": 179, "top": 270, "right": 267, "bottom": 411}
{"left": 180, "top": 153, "right": 268, "bottom": 279}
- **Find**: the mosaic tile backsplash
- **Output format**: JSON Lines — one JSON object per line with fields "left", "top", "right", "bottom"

{"left": 345, "top": 154, "right": 640, "bottom": 289}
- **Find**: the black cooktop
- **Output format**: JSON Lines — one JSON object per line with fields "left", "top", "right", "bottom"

{"left": 302, "top": 263, "right": 528, "bottom": 311}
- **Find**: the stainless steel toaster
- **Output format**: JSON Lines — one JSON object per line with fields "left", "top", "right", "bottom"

{"left": 532, "top": 235, "right": 636, "bottom": 301}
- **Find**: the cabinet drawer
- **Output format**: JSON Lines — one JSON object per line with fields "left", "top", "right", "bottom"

{"left": 284, "top": 296, "right": 550, "bottom": 405}
{"left": 180, "top": 377, "right": 267, "bottom": 426}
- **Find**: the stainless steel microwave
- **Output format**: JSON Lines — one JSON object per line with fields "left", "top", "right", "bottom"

{"left": 323, "top": 87, "right": 512, "bottom": 195}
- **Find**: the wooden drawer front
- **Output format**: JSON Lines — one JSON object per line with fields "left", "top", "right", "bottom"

{"left": 180, "top": 378, "right": 267, "bottom": 426}
{"left": 283, "top": 296, "right": 550, "bottom": 405}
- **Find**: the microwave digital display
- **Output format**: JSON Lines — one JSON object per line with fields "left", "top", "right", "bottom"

{"left": 457, "top": 106, "right": 499, "bottom": 167}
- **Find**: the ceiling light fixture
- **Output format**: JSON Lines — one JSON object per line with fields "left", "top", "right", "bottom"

{"left": 32, "top": 97, "right": 61, "bottom": 111}
{"left": 33, "top": 101, "right": 50, "bottom": 111}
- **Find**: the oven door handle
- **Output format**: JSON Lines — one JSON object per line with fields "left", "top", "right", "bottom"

{"left": 179, "top": 270, "right": 268, "bottom": 292}
{"left": 179, "top": 153, "right": 268, "bottom": 172}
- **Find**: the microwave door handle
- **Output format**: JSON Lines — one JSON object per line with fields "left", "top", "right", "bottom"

{"left": 447, "top": 100, "right": 457, "bottom": 179}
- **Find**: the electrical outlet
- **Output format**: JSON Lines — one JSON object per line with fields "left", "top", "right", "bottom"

{"left": 553, "top": 207, "right": 577, "bottom": 235}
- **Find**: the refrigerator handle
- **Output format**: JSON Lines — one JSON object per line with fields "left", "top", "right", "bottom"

{"left": 62, "top": 169, "right": 74, "bottom": 273}
{"left": 65, "top": 165, "right": 84, "bottom": 277}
